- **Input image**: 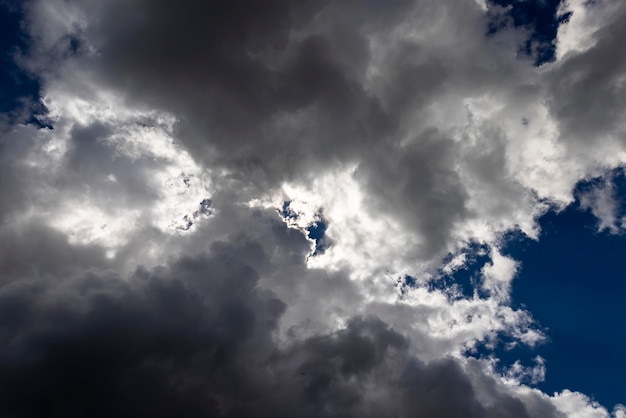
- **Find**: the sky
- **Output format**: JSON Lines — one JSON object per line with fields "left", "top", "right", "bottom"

{"left": 1, "top": 0, "right": 625, "bottom": 417}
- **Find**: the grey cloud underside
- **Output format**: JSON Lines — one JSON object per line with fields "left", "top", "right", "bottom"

{"left": 0, "top": 224, "right": 562, "bottom": 418}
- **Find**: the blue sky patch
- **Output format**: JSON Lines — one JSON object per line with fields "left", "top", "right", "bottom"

{"left": 487, "top": 0, "right": 571, "bottom": 65}
{"left": 0, "top": 2, "right": 44, "bottom": 124}
{"left": 306, "top": 214, "right": 329, "bottom": 256}
{"left": 497, "top": 169, "right": 626, "bottom": 409}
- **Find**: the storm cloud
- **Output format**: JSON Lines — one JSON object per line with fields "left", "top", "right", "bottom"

{"left": 1, "top": 0, "right": 626, "bottom": 416}
{"left": 0, "top": 234, "right": 562, "bottom": 418}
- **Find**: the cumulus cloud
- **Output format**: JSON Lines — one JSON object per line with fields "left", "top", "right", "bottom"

{"left": 1, "top": 0, "right": 625, "bottom": 416}
{"left": 0, "top": 235, "right": 566, "bottom": 418}
{"left": 578, "top": 173, "right": 624, "bottom": 234}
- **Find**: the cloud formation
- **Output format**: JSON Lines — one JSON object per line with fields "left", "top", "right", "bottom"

{"left": 1, "top": 0, "right": 626, "bottom": 416}
{"left": 0, "top": 236, "right": 565, "bottom": 417}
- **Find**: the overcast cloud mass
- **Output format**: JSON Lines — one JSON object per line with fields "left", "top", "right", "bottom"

{"left": 1, "top": 0, "right": 625, "bottom": 416}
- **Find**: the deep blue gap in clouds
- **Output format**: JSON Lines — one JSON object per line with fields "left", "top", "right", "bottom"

{"left": 306, "top": 217, "right": 328, "bottom": 256}
{"left": 487, "top": 0, "right": 571, "bottom": 65}
{"left": 430, "top": 242, "right": 492, "bottom": 299}
{"left": 480, "top": 4, "right": 626, "bottom": 407}
{"left": 456, "top": 169, "right": 626, "bottom": 410}
{"left": 501, "top": 170, "right": 626, "bottom": 409}
{"left": 280, "top": 201, "right": 330, "bottom": 256}
{"left": 0, "top": 1, "right": 45, "bottom": 125}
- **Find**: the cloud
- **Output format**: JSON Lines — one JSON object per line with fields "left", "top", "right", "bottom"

{"left": 548, "top": 1, "right": 626, "bottom": 164}
{"left": 551, "top": 390, "right": 614, "bottom": 418}
{"left": 578, "top": 172, "right": 624, "bottom": 234}
{"left": 21, "top": 0, "right": 546, "bottom": 261}
{"left": 0, "top": 241, "right": 283, "bottom": 417}
{"left": 0, "top": 0, "right": 625, "bottom": 415}
{"left": 0, "top": 236, "right": 565, "bottom": 418}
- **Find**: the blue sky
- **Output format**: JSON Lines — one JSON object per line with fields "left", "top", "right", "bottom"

{"left": 1, "top": 0, "right": 626, "bottom": 417}
{"left": 506, "top": 173, "right": 626, "bottom": 408}
{"left": 453, "top": 172, "right": 626, "bottom": 409}
{"left": 471, "top": 0, "right": 626, "bottom": 408}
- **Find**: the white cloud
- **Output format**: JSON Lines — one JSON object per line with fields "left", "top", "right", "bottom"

{"left": 481, "top": 249, "right": 519, "bottom": 302}
{"left": 556, "top": 0, "right": 622, "bottom": 60}
{"left": 552, "top": 390, "right": 611, "bottom": 418}
{"left": 613, "top": 405, "right": 626, "bottom": 418}
{"left": 579, "top": 174, "right": 624, "bottom": 234}
{"left": 504, "top": 356, "right": 546, "bottom": 385}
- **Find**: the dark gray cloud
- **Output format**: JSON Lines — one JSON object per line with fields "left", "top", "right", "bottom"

{"left": 0, "top": 235, "right": 562, "bottom": 418}
{"left": 0, "top": 221, "right": 111, "bottom": 282}
{"left": 73, "top": 0, "right": 384, "bottom": 177}
{"left": 355, "top": 129, "right": 469, "bottom": 258}
{"left": 0, "top": 244, "right": 279, "bottom": 417}
{"left": 0, "top": 124, "right": 42, "bottom": 221}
